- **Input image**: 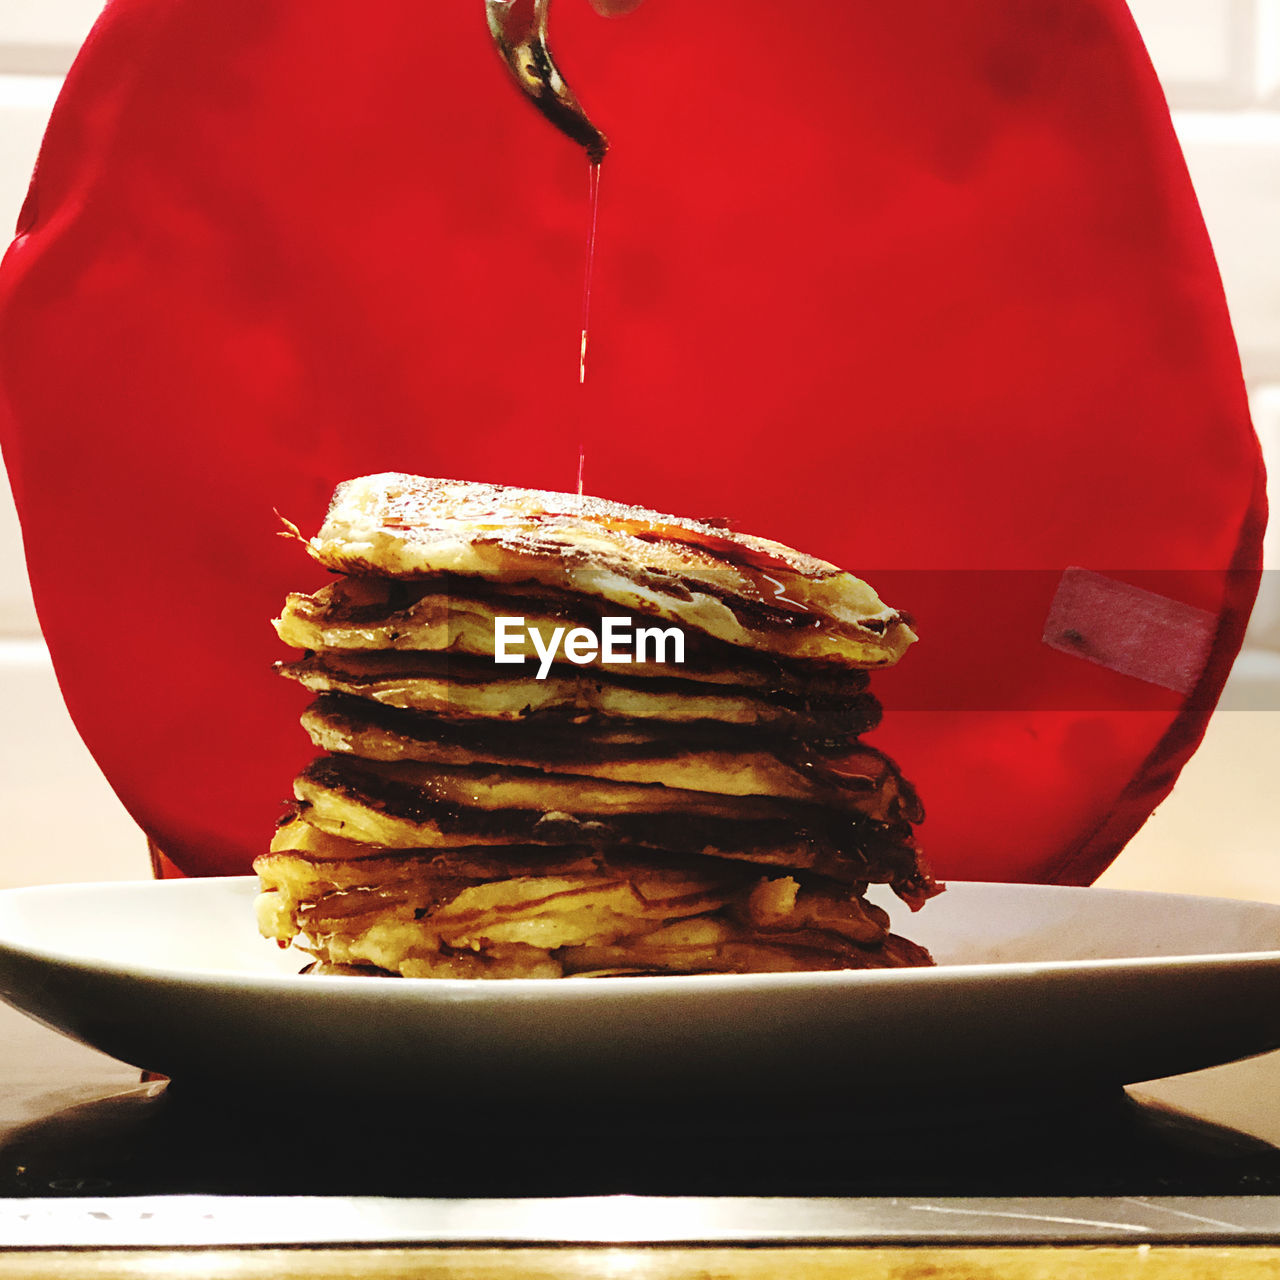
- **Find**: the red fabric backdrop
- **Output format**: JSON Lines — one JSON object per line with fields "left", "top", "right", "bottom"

{"left": 0, "top": 0, "right": 1264, "bottom": 881}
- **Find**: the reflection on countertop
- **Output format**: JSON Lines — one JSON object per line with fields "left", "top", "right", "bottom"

{"left": 2, "top": 1001, "right": 1280, "bottom": 1204}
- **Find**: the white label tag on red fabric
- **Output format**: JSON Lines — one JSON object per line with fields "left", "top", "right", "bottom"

{"left": 1042, "top": 567, "right": 1217, "bottom": 696}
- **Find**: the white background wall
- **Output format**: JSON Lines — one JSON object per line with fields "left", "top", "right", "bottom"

{"left": 0, "top": 1, "right": 1278, "bottom": 892}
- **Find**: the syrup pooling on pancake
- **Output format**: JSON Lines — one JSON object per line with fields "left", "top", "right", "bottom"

{"left": 304, "top": 474, "right": 916, "bottom": 667}
{"left": 257, "top": 474, "right": 941, "bottom": 977}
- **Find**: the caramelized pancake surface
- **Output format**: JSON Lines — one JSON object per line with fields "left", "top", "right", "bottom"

{"left": 254, "top": 835, "right": 924, "bottom": 979}
{"left": 279, "top": 649, "right": 880, "bottom": 735}
{"left": 306, "top": 474, "right": 915, "bottom": 667}
{"left": 277, "top": 576, "right": 866, "bottom": 690}
{"left": 289, "top": 756, "right": 927, "bottom": 894}
{"left": 300, "top": 693, "right": 903, "bottom": 808}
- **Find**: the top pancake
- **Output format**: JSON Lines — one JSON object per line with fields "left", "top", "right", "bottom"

{"left": 305, "top": 474, "right": 915, "bottom": 668}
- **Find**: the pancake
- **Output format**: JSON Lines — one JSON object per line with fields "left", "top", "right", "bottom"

{"left": 276, "top": 576, "right": 867, "bottom": 690}
{"left": 300, "top": 691, "right": 848, "bottom": 756}
{"left": 288, "top": 756, "right": 927, "bottom": 894}
{"left": 255, "top": 840, "right": 919, "bottom": 978}
{"left": 557, "top": 922, "right": 935, "bottom": 976}
{"left": 301, "top": 756, "right": 829, "bottom": 821}
{"left": 303, "top": 473, "right": 915, "bottom": 667}
{"left": 299, "top": 693, "right": 902, "bottom": 808}
{"left": 278, "top": 649, "right": 881, "bottom": 736}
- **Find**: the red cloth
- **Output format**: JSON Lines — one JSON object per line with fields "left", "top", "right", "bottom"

{"left": 0, "top": 0, "right": 1263, "bottom": 881}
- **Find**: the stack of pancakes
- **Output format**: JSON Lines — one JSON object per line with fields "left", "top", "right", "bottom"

{"left": 255, "top": 473, "right": 941, "bottom": 978}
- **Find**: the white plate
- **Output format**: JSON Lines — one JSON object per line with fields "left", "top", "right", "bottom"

{"left": 1, "top": 877, "right": 1279, "bottom": 1100}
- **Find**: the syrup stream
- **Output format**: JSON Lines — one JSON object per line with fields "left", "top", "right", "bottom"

{"left": 577, "top": 160, "right": 602, "bottom": 497}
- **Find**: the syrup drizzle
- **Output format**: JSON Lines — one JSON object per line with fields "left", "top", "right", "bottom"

{"left": 580, "top": 161, "right": 601, "bottom": 387}
{"left": 577, "top": 160, "right": 602, "bottom": 498}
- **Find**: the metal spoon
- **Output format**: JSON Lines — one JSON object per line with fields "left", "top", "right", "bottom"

{"left": 486, "top": 0, "right": 608, "bottom": 163}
